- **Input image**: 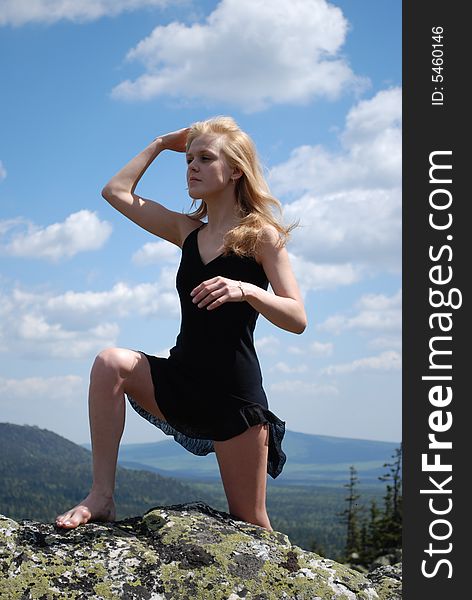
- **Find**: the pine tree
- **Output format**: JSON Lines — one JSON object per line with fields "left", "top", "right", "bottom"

{"left": 377, "top": 444, "right": 402, "bottom": 553}
{"left": 362, "top": 499, "right": 382, "bottom": 565}
{"left": 339, "top": 465, "right": 362, "bottom": 562}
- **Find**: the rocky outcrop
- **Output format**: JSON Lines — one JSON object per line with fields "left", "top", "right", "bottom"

{"left": 0, "top": 502, "right": 401, "bottom": 600}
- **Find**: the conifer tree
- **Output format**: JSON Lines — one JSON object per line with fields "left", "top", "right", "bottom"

{"left": 377, "top": 444, "right": 402, "bottom": 553}
{"left": 362, "top": 499, "right": 382, "bottom": 564}
{"left": 339, "top": 465, "right": 362, "bottom": 562}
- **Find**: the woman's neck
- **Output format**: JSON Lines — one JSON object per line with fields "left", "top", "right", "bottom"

{"left": 203, "top": 193, "right": 240, "bottom": 234}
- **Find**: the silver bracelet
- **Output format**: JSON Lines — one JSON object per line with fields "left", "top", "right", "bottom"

{"left": 237, "top": 281, "right": 246, "bottom": 301}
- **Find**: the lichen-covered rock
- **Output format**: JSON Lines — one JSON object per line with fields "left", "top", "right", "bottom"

{"left": 0, "top": 502, "right": 401, "bottom": 599}
{"left": 366, "top": 564, "right": 402, "bottom": 600}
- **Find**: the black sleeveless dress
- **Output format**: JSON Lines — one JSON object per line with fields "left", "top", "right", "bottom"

{"left": 127, "top": 223, "right": 286, "bottom": 478}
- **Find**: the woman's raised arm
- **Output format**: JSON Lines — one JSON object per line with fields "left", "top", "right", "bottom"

{"left": 101, "top": 128, "right": 198, "bottom": 247}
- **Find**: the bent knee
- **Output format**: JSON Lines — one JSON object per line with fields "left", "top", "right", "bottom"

{"left": 92, "top": 347, "right": 138, "bottom": 379}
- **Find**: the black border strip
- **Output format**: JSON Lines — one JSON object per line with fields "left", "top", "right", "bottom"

{"left": 403, "top": 2, "right": 467, "bottom": 597}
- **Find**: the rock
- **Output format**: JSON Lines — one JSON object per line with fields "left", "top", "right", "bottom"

{"left": 370, "top": 549, "right": 402, "bottom": 569}
{"left": 367, "top": 564, "right": 402, "bottom": 600}
{"left": 0, "top": 501, "right": 402, "bottom": 599}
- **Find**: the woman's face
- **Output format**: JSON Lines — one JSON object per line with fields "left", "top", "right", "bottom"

{"left": 186, "top": 134, "right": 235, "bottom": 200}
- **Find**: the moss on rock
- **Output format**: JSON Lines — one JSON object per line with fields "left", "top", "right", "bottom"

{"left": 0, "top": 502, "right": 401, "bottom": 599}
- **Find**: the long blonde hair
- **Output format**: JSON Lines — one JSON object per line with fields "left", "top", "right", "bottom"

{"left": 186, "top": 116, "right": 296, "bottom": 258}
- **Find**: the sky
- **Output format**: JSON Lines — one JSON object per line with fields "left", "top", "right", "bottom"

{"left": 0, "top": 0, "right": 401, "bottom": 446}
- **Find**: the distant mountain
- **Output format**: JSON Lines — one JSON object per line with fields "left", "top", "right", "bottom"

{"left": 115, "top": 430, "right": 400, "bottom": 485}
{"left": 0, "top": 423, "right": 389, "bottom": 556}
{"left": 0, "top": 423, "right": 220, "bottom": 523}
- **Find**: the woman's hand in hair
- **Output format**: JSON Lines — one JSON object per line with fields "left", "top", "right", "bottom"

{"left": 190, "top": 276, "right": 248, "bottom": 310}
{"left": 156, "top": 128, "right": 190, "bottom": 153}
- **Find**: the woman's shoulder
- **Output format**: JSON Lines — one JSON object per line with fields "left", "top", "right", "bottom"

{"left": 255, "top": 224, "right": 286, "bottom": 262}
{"left": 258, "top": 224, "right": 283, "bottom": 244}
{"left": 180, "top": 219, "right": 204, "bottom": 248}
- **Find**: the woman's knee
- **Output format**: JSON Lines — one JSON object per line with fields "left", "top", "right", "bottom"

{"left": 91, "top": 347, "right": 136, "bottom": 380}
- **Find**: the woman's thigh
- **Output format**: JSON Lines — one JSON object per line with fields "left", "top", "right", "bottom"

{"left": 213, "top": 424, "right": 269, "bottom": 522}
{"left": 99, "top": 348, "right": 167, "bottom": 422}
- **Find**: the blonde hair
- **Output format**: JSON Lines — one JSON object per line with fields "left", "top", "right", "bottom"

{"left": 186, "top": 116, "right": 296, "bottom": 258}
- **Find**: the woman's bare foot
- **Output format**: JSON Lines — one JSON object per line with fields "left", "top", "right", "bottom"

{"left": 55, "top": 492, "right": 116, "bottom": 529}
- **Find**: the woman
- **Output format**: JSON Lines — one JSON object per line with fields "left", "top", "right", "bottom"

{"left": 55, "top": 116, "right": 307, "bottom": 532}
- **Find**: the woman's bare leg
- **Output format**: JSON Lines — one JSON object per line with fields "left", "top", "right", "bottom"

{"left": 55, "top": 348, "right": 165, "bottom": 529}
{"left": 214, "top": 424, "right": 272, "bottom": 531}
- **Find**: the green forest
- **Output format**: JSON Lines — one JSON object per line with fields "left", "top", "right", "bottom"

{"left": 0, "top": 423, "right": 401, "bottom": 562}
{"left": 337, "top": 446, "right": 402, "bottom": 568}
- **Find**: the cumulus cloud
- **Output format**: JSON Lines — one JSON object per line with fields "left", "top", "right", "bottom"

{"left": 273, "top": 87, "right": 401, "bottom": 275}
{"left": 0, "top": 0, "right": 169, "bottom": 26}
{"left": 112, "top": 0, "right": 364, "bottom": 111}
{"left": 0, "top": 160, "right": 6, "bottom": 180}
{"left": 0, "top": 271, "right": 179, "bottom": 359}
{"left": 321, "top": 350, "right": 401, "bottom": 375}
{"left": 132, "top": 240, "right": 180, "bottom": 265}
{"left": 0, "top": 375, "right": 87, "bottom": 439}
{"left": 287, "top": 341, "right": 333, "bottom": 357}
{"left": 0, "top": 210, "right": 112, "bottom": 261}
{"left": 272, "top": 88, "right": 401, "bottom": 195}
{"left": 270, "top": 379, "right": 338, "bottom": 395}
{"left": 42, "top": 278, "right": 180, "bottom": 326}
{"left": 17, "top": 315, "right": 119, "bottom": 359}
{"left": 319, "top": 289, "right": 401, "bottom": 335}
{"left": 255, "top": 335, "right": 281, "bottom": 356}
{"left": 0, "top": 375, "right": 83, "bottom": 402}
{"left": 271, "top": 361, "right": 308, "bottom": 374}
{"left": 289, "top": 252, "right": 362, "bottom": 293}
{"left": 309, "top": 341, "right": 334, "bottom": 357}
{"left": 368, "top": 335, "right": 402, "bottom": 351}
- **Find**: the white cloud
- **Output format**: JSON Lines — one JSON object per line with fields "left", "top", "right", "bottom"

{"left": 0, "top": 272, "right": 179, "bottom": 359}
{"left": 321, "top": 350, "right": 401, "bottom": 375}
{"left": 0, "top": 160, "right": 6, "bottom": 180}
{"left": 287, "top": 341, "right": 333, "bottom": 357}
{"left": 16, "top": 314, "right": 119, "bottom": 359}
{"left": 289, "top": 252, "right": 362, "bottom": 292}
{"left": 270, "top": 379, "right": 338, "bottom": 395}
{"left": 287, "top": 346, "right": 304, "bottom": 355}
{"left": 274, "top": 87, "right": 401, "bottom": 275}
{"left": 271, "top": 361, "right": 308, "bottom": 374}
{"left": 1, "top": 210, "right": 112, "bottom": 261}
{"left": 272, "top": 88, "right": 401, "bottom": 195}
{"left": 0, "top": 217, "right": 27, "bottom": 236}
{"left": 0, "top": 375, "right": 87, "bottom": 440}
{"left": 112, "top": 0, "right": 365, "bottom": 111}
{"left": 368, "top": 335, "right": 402, "bottom": 351}
{"left": 309, "top": 341, "right": 334, "bottom": 357}
{"left": 319, "top": 289, "right": 401, "bottom": 335}
{"left": 152, "top": 346, "right": 171, "bottom": 357}
{"left": 0, "top": 375, "right": 83, "bottom": 402}
{"left": 43, "top": 277, "right": 180, "bottom": 325}
{"left": 132, "top": 240, "right": 180, "bottom": 265}
{"left": 255, "top": 335, "right": 281, "bottom": 356}
{"left": 0, "top": 0, "right": 169, "bottom": 26}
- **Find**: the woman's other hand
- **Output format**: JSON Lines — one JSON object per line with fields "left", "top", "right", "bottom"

{"left": 157, "top": 128, "right": 190, "bottom": 153}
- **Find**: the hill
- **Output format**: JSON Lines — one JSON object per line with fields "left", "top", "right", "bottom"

{"left": 115, "top": 429, "right": 399, "bottom": 485}
{"left": 0, "top": 423, "right": 219, "bottom": 523}
{"left": 0, "top": 423, "right": 389, "bottom": 557}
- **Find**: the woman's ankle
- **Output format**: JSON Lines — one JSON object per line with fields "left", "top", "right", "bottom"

{"left": 89, "top": 486, "right": 115, "bottom": 500}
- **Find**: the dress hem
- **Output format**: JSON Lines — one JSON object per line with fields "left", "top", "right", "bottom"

{"left": 126, "top": 394, "right": 286, "bottom": 479}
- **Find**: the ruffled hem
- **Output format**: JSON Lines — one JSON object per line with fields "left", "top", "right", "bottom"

{"left": 126, "top": 395, "right": 286, "bottom": 479}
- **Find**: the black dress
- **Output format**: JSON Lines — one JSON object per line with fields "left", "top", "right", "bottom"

{"left": 127, "top": 223, "right": 286, "bottom": 478}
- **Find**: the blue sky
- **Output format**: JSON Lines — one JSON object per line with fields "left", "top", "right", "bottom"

{"left": 0, "top": 0, "right": 401, "bottom": 446}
